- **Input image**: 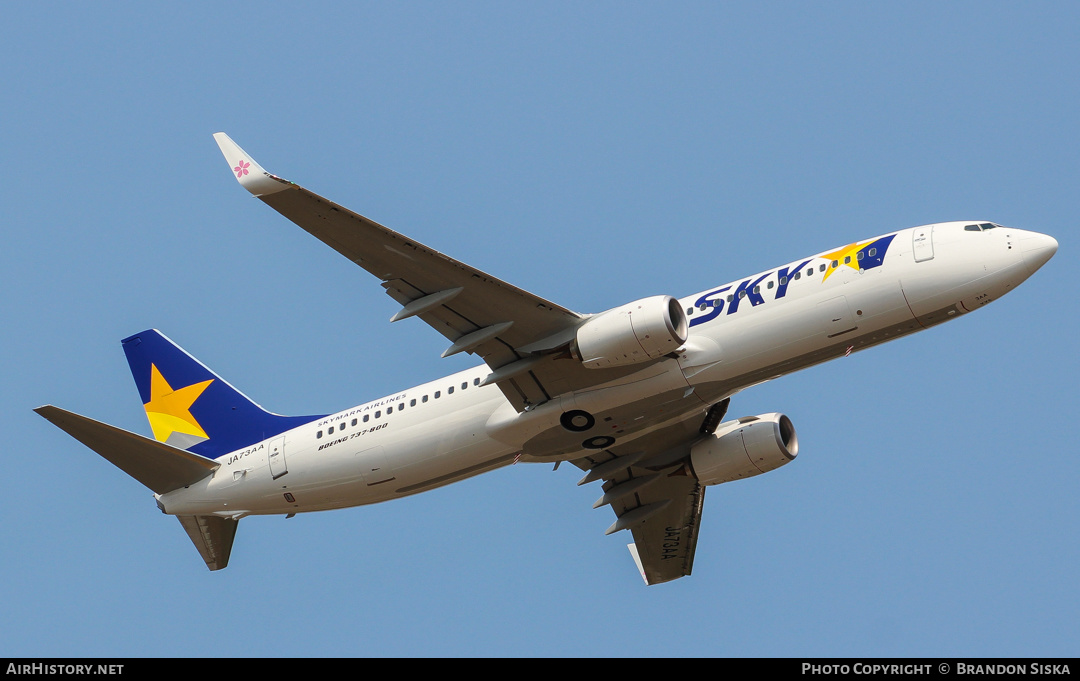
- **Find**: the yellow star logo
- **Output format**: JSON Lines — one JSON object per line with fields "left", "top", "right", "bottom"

{"left": 143, "top": 364, "right": 213, "bottom": 443}
{"left": 821, "top": 241, "right": 867, "bottom": 282}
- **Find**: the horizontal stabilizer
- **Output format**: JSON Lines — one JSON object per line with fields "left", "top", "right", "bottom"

{"left": 35, "top": 405, "right": 219, "bottom": 495}
{"left": 177, "top": 515, "right": 238, "bottom": 571}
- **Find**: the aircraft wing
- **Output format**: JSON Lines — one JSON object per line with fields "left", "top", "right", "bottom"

{"left": 572, "top": 414, "right": 708, "bottom": 585}
{"left": 213, "top": 133, "right": 660, "bottom": 411}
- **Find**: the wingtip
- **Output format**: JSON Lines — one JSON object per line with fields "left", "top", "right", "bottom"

{"left": 627, "top": 543, "right": 650, "bottom": 585}
{"left": 212, "top": 132, "right": 291, "bottom": 196}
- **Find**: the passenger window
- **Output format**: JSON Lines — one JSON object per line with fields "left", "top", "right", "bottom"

{"left": 844, "top": 256, "right": 851, "bottom": 264}
{"left": 398, "top": 404, "right": 404, "bottom": 412}
{"left": 807, "top": 268, "right": 814, "bottom": 276}
{"left": 462, "top": 382, "right": 468, "bottom": 390}
{"left": 448, "top": 386, "right": 454, "bottom": 395}
{"left": 423, "top": 395, "right": 428, "bottom": 403}
{"left": 832, "top": 260, "right": 838, "bottom": 268}
{"left": 857, "top": 251, "right": 864, "bottom": 260}
{"left": 767, "top": 280, "right": 774, "bottom": 289}
{"left": 328, "top": 426, "right": 334, "bottom": 434}
{"left": 375, "top": 411, "right": 381, "bottom": 419}
{"left": 726, "top": 294, "right": 734, "bottom": 302}
{"left": 435, "top": 391, "right": 441, "bottom": 399}
{"left": 317, "top": 430, "right": 323, "bottom": 439}
{"left": 340, "top": 422, "right": 346, "bottom": 431}
{"left": 753, "top": 285, "right": 760, "bottom": 294}
{"left": 473, "top": 378, "right": 480, "bottom": 386}
{"left": 687, "top": 307, "right": 694, "bottom": 315}
{"left": 869, "top": 248, "right": 877, "bottom": 257}
{"left": 410, "top": 399, "right": 416, "bottom": 407}
{"left": 819, "top": 264, "right": 826, "bottom": 272}
{"left": 794, "top": 272, "right": 801, "bottom": 280}
{"left": 364, "top": 414, "right": 370, "bottom": 423}
{"left": 780, "top": 276, "right": 788, "bottom": 285}
{"left": 351, "top": 418, "right": 357, "bottom": 426}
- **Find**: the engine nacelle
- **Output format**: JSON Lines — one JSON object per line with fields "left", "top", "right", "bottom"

{"left": 689, "top": 413, "right": 798, "bottom": 485}
{"left": 573, "top": 295, "right": 688, "bottom": 369}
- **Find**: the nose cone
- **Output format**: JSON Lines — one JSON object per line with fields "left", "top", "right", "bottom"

{"left": 1021, "top": 232, "right": 1058, "bottom": 274}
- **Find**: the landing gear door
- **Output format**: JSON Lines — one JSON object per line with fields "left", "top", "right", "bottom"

{"left": 913, "top": 225, "right": 935, "bottom": 262}
{"left": 268, "top": 436, "right": 288, "bottom": 480}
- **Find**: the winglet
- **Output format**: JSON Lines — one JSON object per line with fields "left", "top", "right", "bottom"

{"left": 627, "top": 543, "right": 649, "bottom": 585}
{"left": 212, "top": 132, "right": 291, "bottom": 196}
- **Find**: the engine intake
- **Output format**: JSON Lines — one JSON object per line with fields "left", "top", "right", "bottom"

{"left": 573, "top": 295, "right": 688, "bottom": 369}
{"left": 689, "top": 413, "right": 798, "bottom": 485}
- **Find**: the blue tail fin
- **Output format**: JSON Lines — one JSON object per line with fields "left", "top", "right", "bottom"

{"left": 121, "top": 330, "right": 324, "bottom": 460}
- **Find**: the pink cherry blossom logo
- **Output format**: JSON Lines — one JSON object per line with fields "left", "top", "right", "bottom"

{"left": 234, "top": 159, "right": 250, "bottom": 179}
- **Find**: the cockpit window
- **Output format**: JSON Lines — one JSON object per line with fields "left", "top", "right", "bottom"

{"left": 966, "top": 222, "right": 1001, "bottom": 232}
{"left": 979, "top": 222, "right": 997, "bottom": 230}
{"left": 965, "top": 224, "right": 981, "bottom": 231}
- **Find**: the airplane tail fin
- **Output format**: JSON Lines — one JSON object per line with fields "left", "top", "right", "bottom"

{"left": 121, "top": 329, "right": 324, "bottom": 460}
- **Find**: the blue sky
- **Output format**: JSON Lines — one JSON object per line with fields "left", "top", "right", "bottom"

{"left": 2, "top": 2, "right": 1076, "bottom": 657}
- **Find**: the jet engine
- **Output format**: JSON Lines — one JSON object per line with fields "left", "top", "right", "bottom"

{"left": 572, "top": 295, "right": 688, "bottom": 369}
{"left": 688, "top": 413, "right": 798, "bottom": 485}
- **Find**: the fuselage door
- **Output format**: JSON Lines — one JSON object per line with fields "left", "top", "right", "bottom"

{"left": 268, "top": 436, "right": 288, "bottom": 479}
{"left": 356, "top": 445, "right": 395, "bottom": 485}
{"left": 913, "top": 225, "right": 935, "bottom": 262}
{"left": 819, "top": 295, "right": 858, "bottom": 339}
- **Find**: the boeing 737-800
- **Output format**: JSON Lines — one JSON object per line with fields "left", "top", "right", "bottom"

{"left": 36, "top": 133, "right": 1058, "bottom": 584}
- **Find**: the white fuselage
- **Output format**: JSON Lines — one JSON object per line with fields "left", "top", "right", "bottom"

{"left": 157, "top": 222, "right": 1056, "bottom": 518}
